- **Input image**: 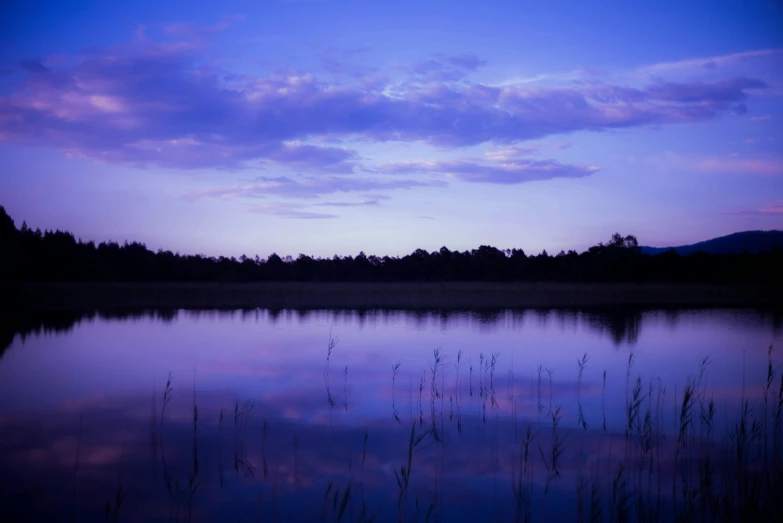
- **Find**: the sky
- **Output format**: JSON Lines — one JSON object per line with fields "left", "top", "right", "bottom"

{"left": 0, "top": 0, "right": 782, "bottom": 258}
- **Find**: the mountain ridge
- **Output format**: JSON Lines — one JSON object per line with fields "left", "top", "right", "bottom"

{"left": 641, "top": 230, "right": 783, "bottom": 255}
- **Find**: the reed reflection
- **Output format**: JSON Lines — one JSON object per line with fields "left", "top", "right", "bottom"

{"left": 0, "top": 307, "right": 781, "bottom": 521}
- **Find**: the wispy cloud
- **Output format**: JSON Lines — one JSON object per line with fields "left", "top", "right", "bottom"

{"left": 249, "top": 202, "right": 338, "bottom": 220}
{"left": 378, "top": 157, "right": 598, "bottom": 184}
{"left": 692, "top": 157, "right": 783, "bottom": 176}
{"left": 655, "top": 152, "right": 783, "bottom": 176}
{"left": 231, "top": 193, "right": 391, "bottom": 219}
{"left": 186, "top": 176, "right": 445, "bottom": 200}
{"left": 645, "top": 78, "right": 766, "bottom": 104}
{"left": 234, "top": 193, "right": 392, "bottom": 219}
{"left": 259, "top": 142, "right": 358, "bottom": 173}
{"left": 313, "top": 195, "right": 390, "bottom": 207}
{"left": 483, "top": 144, "right": 539, "bottom": 161}
{"left": 724, "top": 200, "right": 783, "bottom": 215}
{"left": 637, "top": 49, "right": 783, "bottom": 78}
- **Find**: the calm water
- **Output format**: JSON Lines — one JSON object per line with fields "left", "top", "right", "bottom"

{"left": 0, "top": 307, "right": 781, "bottom": 522}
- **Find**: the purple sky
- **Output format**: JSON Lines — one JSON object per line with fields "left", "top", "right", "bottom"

{"left": 1, "top": 0, "right": 782, "bottom": 258}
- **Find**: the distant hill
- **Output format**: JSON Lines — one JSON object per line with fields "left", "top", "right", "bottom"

{"left": 641, "top": 231, "right": 783, "bottom": 255}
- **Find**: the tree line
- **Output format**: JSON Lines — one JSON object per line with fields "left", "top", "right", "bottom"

{"left": 1, "top": 206, "right": 781, "bottom": 283}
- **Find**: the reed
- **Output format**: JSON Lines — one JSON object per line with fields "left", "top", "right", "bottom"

{"left": 774, "top": 368, "right": 783, "bottom": 518}
{"left": 394, "top": 422, "right": 429, "bottom": 522}
{"left": 325, "top": 332, "right": 339, "bottom": 418}
{"left": 324, "top": 326, "right": 337, "bottom": 378}
{"left": 589, "top": 480, "right": 602, "bottom": 523}
{"left": 612, "top": 465, "right": 630, "bottom": 523}
{"left": 538, "top": 406, "right": 563, "bottom": 521}
{"left": 61, "top": 340, "right": 783, "bottom": 522}
{"left": 393, "top": 361, "right": 402, "bottom": 423}
{"left": 672, "top": 377, "right": 695, "bottom": 521}
{"left": 512, "top": 425, "right": 537, "bottom": 523}
{"left": 577, "top": 353, "right": 588, "bottom": 430}
{"left": 343, "top": 365, "right": 349, "bottom": 411}
{"left": 103, "top": 486, "right": 125, "bottom": 523}
{"left": 469, "top": 353, "right": 474, "bottom": 398}
{"left": 161, "top": 372, "right": 173, "bottom": 427}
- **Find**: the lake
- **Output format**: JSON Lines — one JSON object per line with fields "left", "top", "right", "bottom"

{"left": 1, "top": 307, "right": 781, "bottom": 522}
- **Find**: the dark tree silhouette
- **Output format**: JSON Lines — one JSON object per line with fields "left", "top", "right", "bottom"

{"left": 0, "top": 205, "right": 780, "bottom": 284}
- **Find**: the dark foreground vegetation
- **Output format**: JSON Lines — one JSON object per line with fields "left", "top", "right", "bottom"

{"left": 1, "top": 206, "right": 782, "bottom": 284}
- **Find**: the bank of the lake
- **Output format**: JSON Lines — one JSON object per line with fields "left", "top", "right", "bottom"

{"left": 2, "top": 281, "right": 779, "bottom": 310}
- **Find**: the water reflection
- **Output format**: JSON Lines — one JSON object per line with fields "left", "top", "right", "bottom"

{"left": 4, "top": 306, "right": 782, "bottom": 356}
{"left": 0, "top": 307, "right": 782, "bottom": 521}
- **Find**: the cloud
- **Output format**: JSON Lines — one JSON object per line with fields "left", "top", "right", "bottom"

{"left": 314, "top": 195, "right": 390, "bottom": 207}
{"left": 230, "top": 193, "right": 391, "bottom": 219}
{"left": 187, "top": 176, "right": 445, "bottom": 200}
{"left": 644, "top": 78, "right": 766, "bottom": 104}
{"left": 483, "top": 144, "right": 539, "bottom": 161}
{"left": 724, "top": 200, "right": 783, "bottom": 215}
{"left": 378, "top": 157, "right": 599, "bottom": 184}
{"left": 691, "top": 157, "right": 783, "bottom": 176}
{"left": 638, "top": 49, "right": 783, "bottom": 78}
{"left": 259, "top": 142, "right": 358, "bottom": 173}
{"left": 61, "top": 138, "right": 358, "bottom": 172}
{"left": 231, "top": 193, "right": 392, "bottom": 219}
{"left": 0, "top": 32, "right": 773, "bottom": 170}
{"left": 249, "top": 203, "right": 338, "bottom": 219}
{"left": 758, "top": 201, "right": 783, "bottom": 214}
{"left": 655, "top": 152, "right": 783, "bottom": 176}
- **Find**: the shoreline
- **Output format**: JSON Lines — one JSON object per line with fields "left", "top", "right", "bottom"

{"left": 2, "top": 282, "right": 779, "bottom": 310}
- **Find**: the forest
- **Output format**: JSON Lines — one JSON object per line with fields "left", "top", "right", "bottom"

{"left": 1, "top": 206, "right": 781, "bottom": 284}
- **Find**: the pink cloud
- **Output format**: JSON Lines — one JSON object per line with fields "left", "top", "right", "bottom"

{"left": 692, "top": 157, "right": 783, "bottom": 176}
{"left": 657, "top": 152, "right": 783, "bottom": 176}
{"left": 725, "top": 200, "right": 783, "bottom": 215}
